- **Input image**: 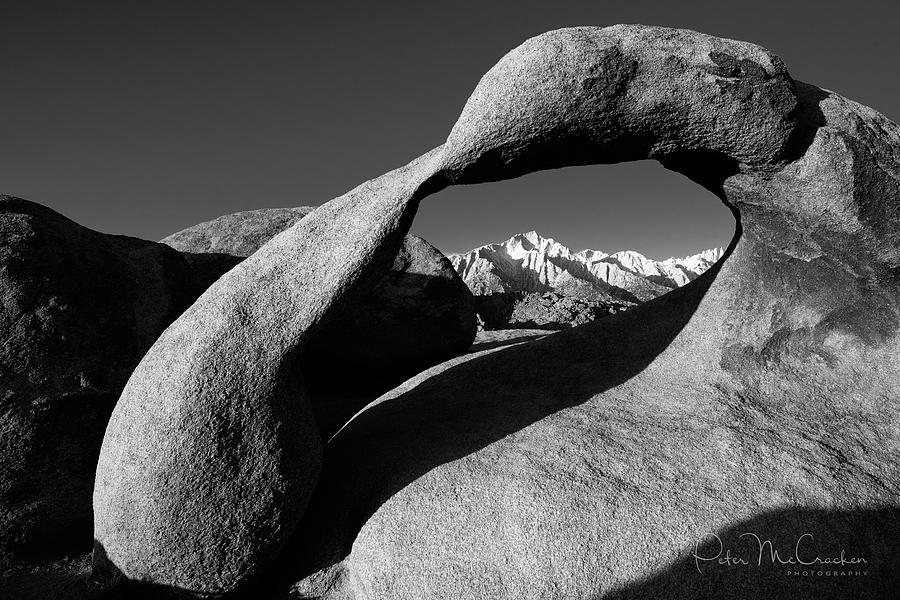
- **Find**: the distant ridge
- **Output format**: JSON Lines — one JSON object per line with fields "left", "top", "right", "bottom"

{"left": 448, "top": 231, "right": 722, "bottom": 303}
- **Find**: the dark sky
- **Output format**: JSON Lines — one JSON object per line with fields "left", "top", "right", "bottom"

{"left": 2, "top": 1, "right": 897, "bottom": 259}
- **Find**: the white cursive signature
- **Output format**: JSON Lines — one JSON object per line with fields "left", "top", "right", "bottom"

{"left": 693, "top": 532, "right": 868, "bottom": 573}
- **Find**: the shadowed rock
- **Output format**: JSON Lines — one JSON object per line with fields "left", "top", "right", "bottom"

{"left": 303, "top": 234, "right": 478, "bottom": 437}
{"left": 0, "top": 197, "right": 193, "bottom": 571}
{"left": 161, "top": 207, "right": 478, "bottom": 413}
{"left": 162, "top": 206, "right": 475, "bottom": 380}
{"left": 92, "top": 24, "right": 900, "bottom": 600}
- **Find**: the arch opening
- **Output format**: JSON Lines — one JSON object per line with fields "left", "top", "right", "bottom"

{"left": 412, "top": 159, "right": 739, "bottom": 332}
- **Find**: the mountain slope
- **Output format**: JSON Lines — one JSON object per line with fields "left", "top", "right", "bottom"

{"left": 448, "top": 231, "right": 722, "bottom": 302}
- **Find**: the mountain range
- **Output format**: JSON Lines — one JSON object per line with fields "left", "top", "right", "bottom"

{"left": 448, "top": 231, "right": 723, "bottom": 304}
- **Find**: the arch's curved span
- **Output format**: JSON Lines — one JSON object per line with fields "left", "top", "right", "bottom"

{"left": 92, "top": 25, "right": 900, "bottom": 598}
{"left": 443, "top": 25, "right": 799, "bottom": 183}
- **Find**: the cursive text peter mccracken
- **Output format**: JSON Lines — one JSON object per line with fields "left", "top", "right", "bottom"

{"left": 693, "top": 532, "right": 868, "bottom": 574}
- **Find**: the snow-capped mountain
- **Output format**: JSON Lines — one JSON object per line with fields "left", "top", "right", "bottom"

{"left": 448, "top": 231, "right": 723, "bottom": 303}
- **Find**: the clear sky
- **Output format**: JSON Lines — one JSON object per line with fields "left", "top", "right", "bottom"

{"left": 2, "top": 1, "right": 897, "bottom": 259}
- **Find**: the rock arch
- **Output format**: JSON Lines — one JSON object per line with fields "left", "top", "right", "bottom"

{"left": 92, "top": 25, "right": 900, "bottom": 598}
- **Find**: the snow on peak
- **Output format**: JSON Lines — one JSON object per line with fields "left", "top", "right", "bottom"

{"left": 448, "top": 233, "right": 723, "bottom": 300}
{"left": 504, "top": 231, "right": 571, "bottom": 259}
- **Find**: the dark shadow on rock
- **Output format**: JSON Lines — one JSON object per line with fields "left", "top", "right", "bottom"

{"left": 1, "top": 196, "right": 196, "bottom": 570}
{"left": 598, "top": 507, "right": 900, "bottom": 600}
{"left": 176, "top": 250, "right": 478, "bottom": 441}
{"left": 169, "top": 247, "right": 480, "bottom": 441}
{"left": 1, "top": 391, "right": 117, "bottom": 568}
{"left": 0, "top": 559, "right": 94, "bottom": 600}
{"left": 72, "top": 542, "right": 206, "bottom": 600}
{"left": 266, "top": 183, "right": 744, "bottom": 591}
{"left": 779, "top": 81, "right": 830, "bottom": 165}
{"left": 301, "top": 269, "right": 477, "bottom": 440}
{"left": 0, "top": 551, "right": 189, "bottom": 600}
{"left": 471, "top": 292, "right": 519, "bottom": 329}
{"left": 177, "top": 251, "right": 243, "bottom": 293}
{"left": 301, "top": 271, "right": 476, "bottom": 389}
{"left": 68, "top": 542, "right": 278, "bottom": 599}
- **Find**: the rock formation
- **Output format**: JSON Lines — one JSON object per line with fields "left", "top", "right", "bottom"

{"left": 90, "top": 24, "right": 900, "bottom": 600}
{"left": 0, "top": 197, "right": 193, "bottom": 569}
{"left": 91, "top": 148, "right": 448, "bottom": 595}
{"left": 161, "top": 207, "right": 314, "bottom": 258}
{"left": 161, "top": 207, "right": 314, "bottom": 292}
{"left": 161, "top": 207, "right": 478, "bottom": 436}
{"left": 281, "top": 26, "right": 900, "bottom": 600}
{"left": 0, "top": 201, "right": 475, "bottom": 594}
{"left": 449, "top": 230, "right": 722, "bottom": 302}
{"left": 162, "top": 207, "right": 476, "bottom": 390}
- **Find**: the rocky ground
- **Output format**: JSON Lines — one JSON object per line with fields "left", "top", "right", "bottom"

{"left": 474, "top": 291, "right": 632, "bottom": 330}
